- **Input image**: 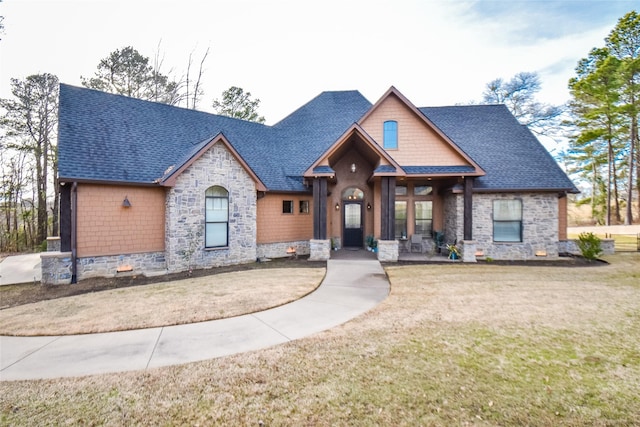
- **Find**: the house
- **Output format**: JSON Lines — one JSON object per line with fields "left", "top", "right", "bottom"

{"left": 42, "top": 84, "right": 578, "bottom": 284}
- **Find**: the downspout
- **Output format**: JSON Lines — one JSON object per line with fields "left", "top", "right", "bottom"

{"left": 71, "top": 182, "right": 78, "bottom": 284}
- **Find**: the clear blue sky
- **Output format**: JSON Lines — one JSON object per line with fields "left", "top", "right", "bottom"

{"left": 0, "top": 0, "right": 636, "bottom": 124}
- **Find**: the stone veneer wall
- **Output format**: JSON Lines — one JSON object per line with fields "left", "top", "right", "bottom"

{"left": 559, "top": 239, "right": 615, "bottom": 256}
{"left": 472, "top": 192, "right": 560, "bottom": 260}
{"left": 257, "top": 240, "right": 310, "bottom": 259}
{"left": 41, "top": 252, "right": 73, "bottom": 285}
{"left": 377, "top": 240, "right": 399, "bottom": 262}
{"left": 309, "top": 239, "right": 331, "bottom": 261}
{"left": 165, "top": 143, "right": 258, "bottom": 272}
{"left": 77, "top": 252, "right": 167, "bottom": 279}
{"left": 442, "top": 193, "right": 464, "bottom": 244}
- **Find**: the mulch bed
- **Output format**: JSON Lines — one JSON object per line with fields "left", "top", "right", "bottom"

{"left": 1, "top": 254, "right": 605, "bottom": 309}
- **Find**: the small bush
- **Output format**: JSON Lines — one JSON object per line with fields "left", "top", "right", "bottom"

{"left": 577, "top": 232, "right": 603, "bottom": 262}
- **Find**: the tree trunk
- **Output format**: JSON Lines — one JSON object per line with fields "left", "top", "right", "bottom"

{"left": 627, "top": 117, "right": 637, "bottom": 224}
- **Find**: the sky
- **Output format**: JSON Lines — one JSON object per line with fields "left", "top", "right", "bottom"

{"left": 0, "top": 0, "right": 637, "bottom": 125}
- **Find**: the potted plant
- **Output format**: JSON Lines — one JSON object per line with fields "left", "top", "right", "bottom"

{"left": 366, "top": 235, "right": 378, "bottom": 252}
{"left": 447, "top": 243, "right": 460, "bottom": 260}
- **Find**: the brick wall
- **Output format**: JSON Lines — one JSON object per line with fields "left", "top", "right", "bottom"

{"left": 360, "top": 94, "right": 468, "bottom": 166}
{"left": 165, "top": 142, "right": 258, "bottom": 271}
{"left": 76, "top": 184, "right": 165, "bottom": 257}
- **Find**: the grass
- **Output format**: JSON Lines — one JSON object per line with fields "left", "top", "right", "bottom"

{"left": 0, "top": 268, "right": 325, "bottom": 335}
{"left": 1, "top": 253, "right": 639, "bottom": 426}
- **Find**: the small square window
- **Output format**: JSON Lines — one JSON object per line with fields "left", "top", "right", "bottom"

{"left": 395, "top": 185, "right": 407, "bottom": 196}
{"left": 282, "top": 200, "right": 294, "bottom": 214}
{"left": 299, "top": 200, "right": 309, "bottom": 214}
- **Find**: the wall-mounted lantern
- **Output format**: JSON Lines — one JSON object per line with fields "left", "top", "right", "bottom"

{"left": 350, "top": 163, "right": 356, "bottom": 173}
{"left": 335, "top": 203, "right": 340, "bottom": 210}
{"left": 122, "top": 196, "right": 132, "bottom": 208}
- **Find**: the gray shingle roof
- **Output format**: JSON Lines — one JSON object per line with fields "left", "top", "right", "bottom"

{"left": 420, "top": 105, "right": 578, "bottom": 192}
{"left": 58, "top": 84, "right": 576, "bottom": 194}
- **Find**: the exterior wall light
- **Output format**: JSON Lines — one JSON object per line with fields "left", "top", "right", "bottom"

{"left": 367, "top": 203, "right": 372, "bottom": 210}
{"left": 335, "top": 203, "right": 340, "bottom": 210}
{"left": 122, "top": 196, "right": 132, "bottom": 207}
{"left": 350, "top": 163, "right": 356, "bottom": 173}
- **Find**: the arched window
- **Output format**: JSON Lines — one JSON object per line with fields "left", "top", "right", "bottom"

{"left": 205, "top": 186, "right": 229, "bottom": 248}
{"left": 383, "top": 120, "right": 398, "bottom": 149}
{"left": 342, "top": 187, "right": 364, "bottom": 200}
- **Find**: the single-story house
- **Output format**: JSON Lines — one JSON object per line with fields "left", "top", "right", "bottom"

{"left": 43, "top": 84, "right": 578, "bottom": 284}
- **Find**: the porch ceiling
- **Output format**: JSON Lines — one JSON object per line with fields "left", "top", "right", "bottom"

{"left": 327, "top": 134, "right": 385, "bottom": 170}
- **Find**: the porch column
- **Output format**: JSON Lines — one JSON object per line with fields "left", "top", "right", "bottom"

{"left": 463, "top": 177, "right": 474, "bottom": 240}
{"left": 380, "top": 177, "right": 396, "bottom": 240}
{"left": 59, "top": 183, "right": 72, "bottom": 252}
{"left": 312, "top": 177, "right": 327, "bottom": 239}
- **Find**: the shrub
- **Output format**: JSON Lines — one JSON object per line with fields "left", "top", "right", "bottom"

{"left": 577, "top": 232, "right": 603, "bottom": 262}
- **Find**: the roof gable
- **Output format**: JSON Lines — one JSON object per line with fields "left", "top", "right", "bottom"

{"left": 358, "top": 87, "right": 484, "bottom": 177}
{"left": 159, "top": 133, "right": 267, "bottom": 190}
{"left": 303, "top": 123, "right": 405, "bottom": 179}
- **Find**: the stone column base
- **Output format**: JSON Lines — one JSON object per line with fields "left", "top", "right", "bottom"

{"left": 309, "top": 239, "right": 331, "bottom": 261}
{"left": 41, "top": 251, "right": 73, "bottom": 285}
{"left": 377, "top": 240, "right": 399, "bottom": 262}
{"left": 461, "top": 240, "right": 477, "bottom": 263}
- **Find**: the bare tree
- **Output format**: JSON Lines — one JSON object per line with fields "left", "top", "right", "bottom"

{"left": 185, "top": 46, "right": 209, "bottom": 109}
{"left": 482, "top": 72, "right": 564, "bottom": 136}
{"left": 0, "top": 73, "right": 59, "bottom": 245}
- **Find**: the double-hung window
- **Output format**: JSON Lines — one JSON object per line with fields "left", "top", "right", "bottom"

{"left": 493, "top": 199, "right": 522, "bottom": 242}
{"left": 205, "top": 186, "right": 229, "bottom": 248}
{"left": 414, "top": 201, "right": 433, "bottom": 236}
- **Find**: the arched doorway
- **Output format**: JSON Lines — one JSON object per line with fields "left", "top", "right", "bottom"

{"left": 342, "top": 187, "right": 364, "bottom": 247}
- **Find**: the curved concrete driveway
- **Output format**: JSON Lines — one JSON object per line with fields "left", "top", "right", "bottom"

{"left": 0, "top": 259, "right": 389, "bottom": 381}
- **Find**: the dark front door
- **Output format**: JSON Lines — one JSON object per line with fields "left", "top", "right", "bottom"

{"left": 343, "top": 202, "right": 363, "bottom": 247}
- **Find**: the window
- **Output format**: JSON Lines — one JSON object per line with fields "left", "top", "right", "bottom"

{"left": 395, "top": 201, "right": 407, "bottom": 239}
{"left": 414, "top": 201, "right": 433, "bottom": 236}
{"left": 299, "top": 200, "right": 309, "bottom": 214}
{"left": 493, "top": 199, "right": 522, "bottom": 242}
{"left": 414, "top": 185, "right": 432, "bottom": 196}
{"left": 282, "top": 200, "right": 294, "bottom": 214}
{"left": 343, "top": 187, "right": 364, "bottom": 200}
{"left": 205, "top": 186, "right": 228, "bottom": 248}
{"left": 383, "top": 120, "right": 398, "bottom": 149}
{"left": 395, "top": 185, "right": 407, "bottom": 196}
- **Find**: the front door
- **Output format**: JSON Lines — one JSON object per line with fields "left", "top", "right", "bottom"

{"left": 343, "top": 202, "right": 363, "bottom": 247}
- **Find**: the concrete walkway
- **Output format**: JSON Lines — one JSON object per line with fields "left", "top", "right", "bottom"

{"left": 0, "top": 259, "right": 389, "bottom": 381}
{"left": 0, "top": 253, "right": 42, "bottom": 286}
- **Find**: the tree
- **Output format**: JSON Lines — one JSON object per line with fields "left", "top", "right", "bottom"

{"left": 482, "top": 71, "right": 564, "bottom": 136}
{"left": 568, "top": 48, "right": 624, "bottom": 225}
{"left": 184, "top": 46, "right": 209, "bottom": 110}
{"left": 0, "top": 73, "right": 59, "bottom": 245}
{"left": 567, "top": 11, "right": 640, "bottom": 225}
{"left": 81, "top": 46, "right": 182, "bottom": 105}
{"left": 605, "top": 10, "right": 640, "bottom": 224}
{"left": 212, "top": 86, "right": 265, "bottom": 123}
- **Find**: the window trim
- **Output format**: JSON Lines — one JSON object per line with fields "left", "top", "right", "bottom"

{"left": 492, "top": 199, "right": 523, "bottom": 242}
{"left": 205, "top": 186, "right": 229, "bottom": 248}
{"left": 282, "top": 200, "right": 294, "bottom": 214}
{"left": 414, "top": 200, "right": 433, "bottom": 237}
{"left": 383, "top": 120, "right": 398, "bottom": 149}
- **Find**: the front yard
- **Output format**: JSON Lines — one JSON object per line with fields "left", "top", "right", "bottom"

{"left": 2, "top": 253, "right": 639, "bottom": 425}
